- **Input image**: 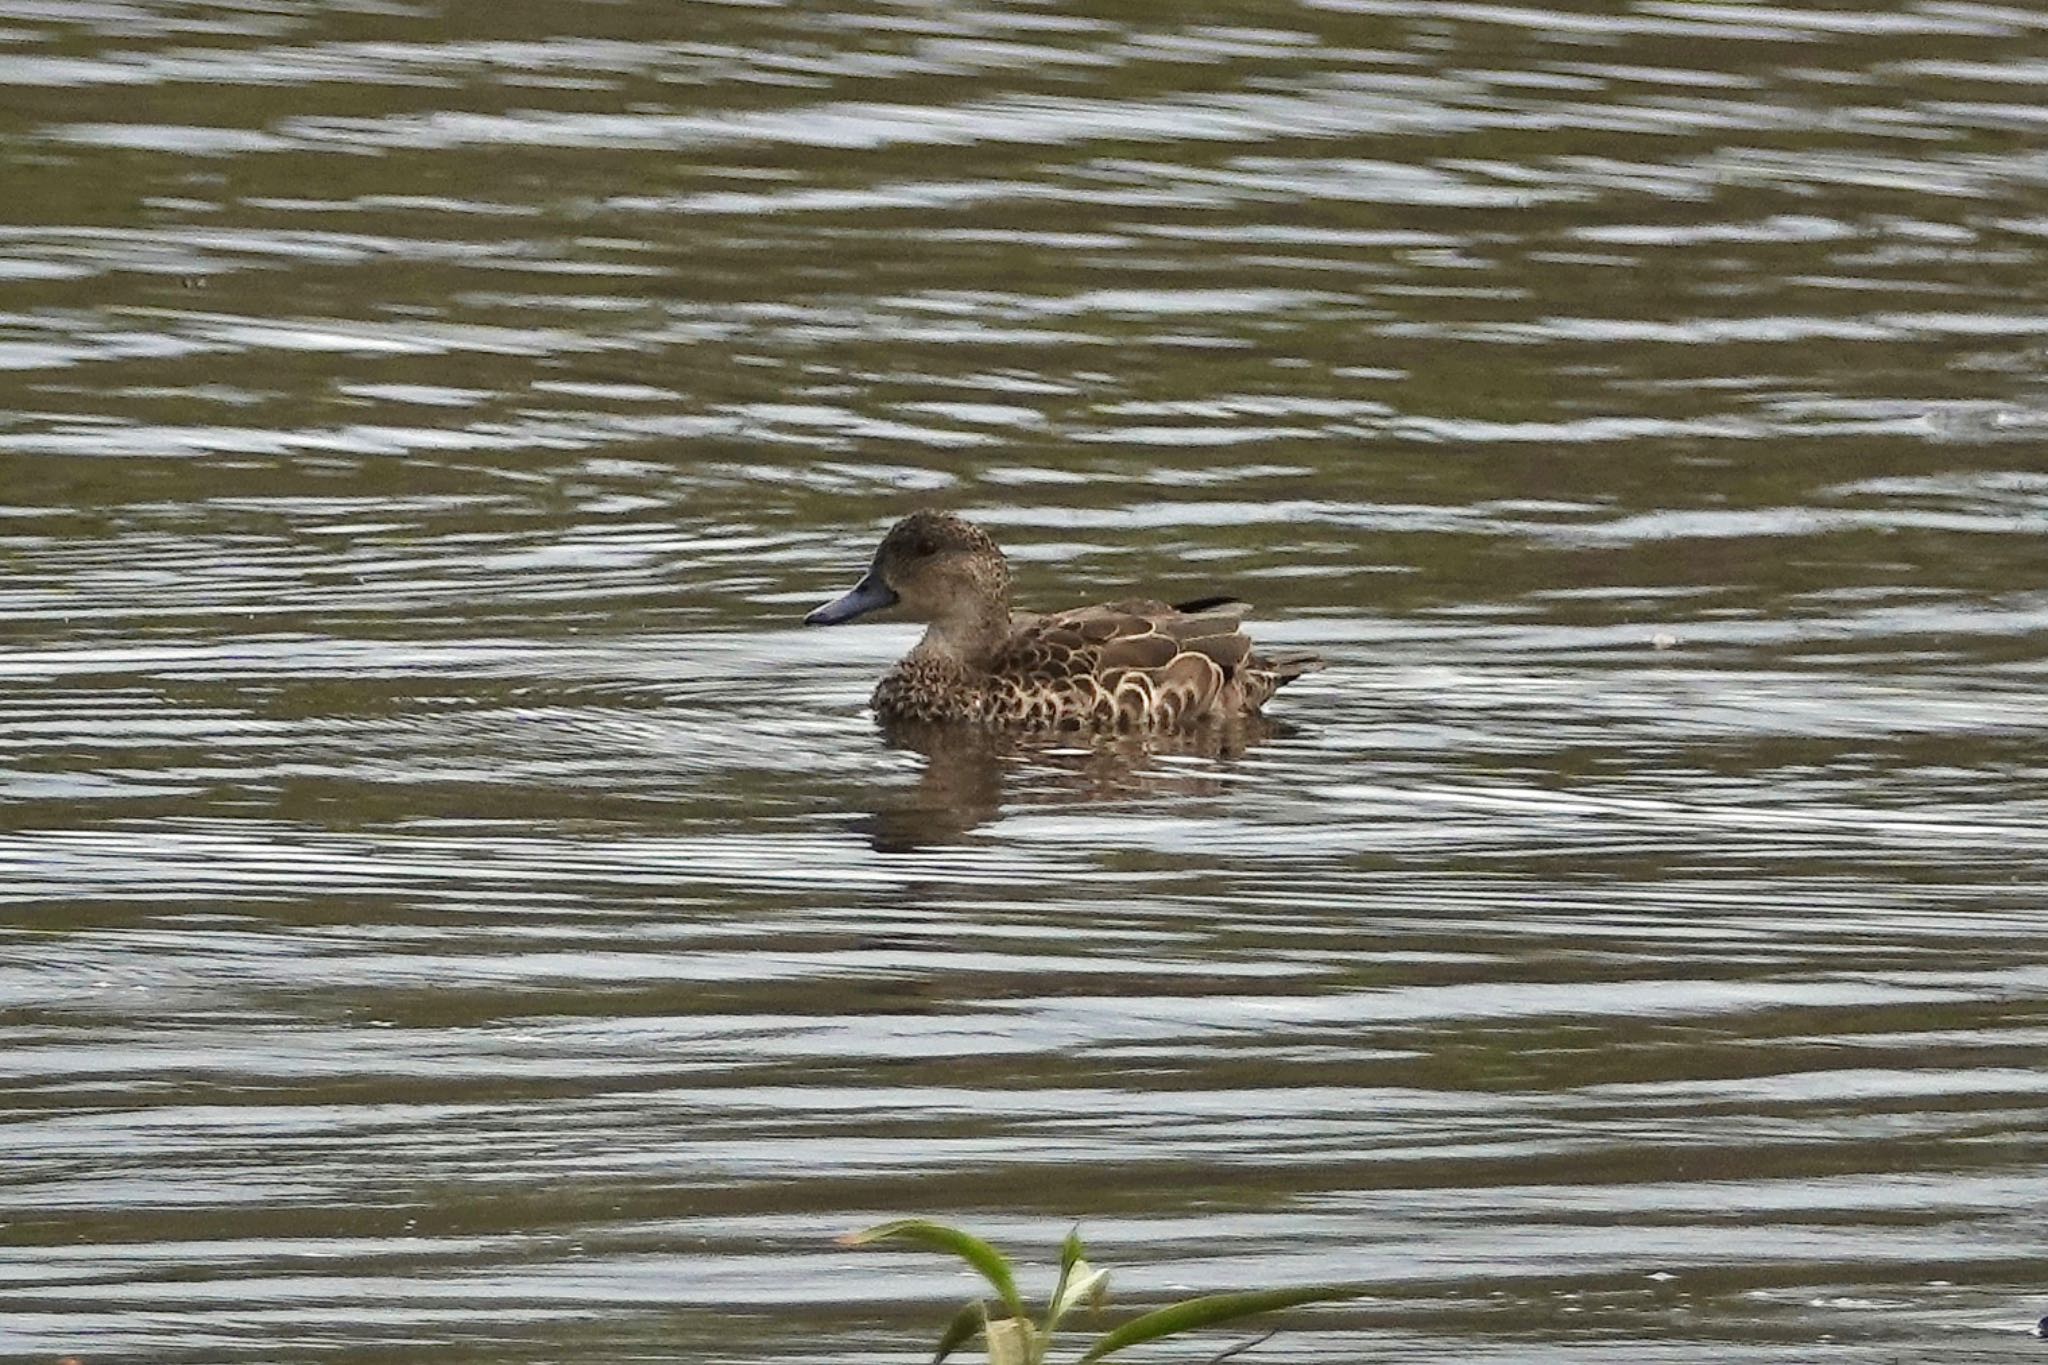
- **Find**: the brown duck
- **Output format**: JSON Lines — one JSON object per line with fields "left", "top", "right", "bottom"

{"left": 804, "top": 510, "right": 1323, "bottom": 729}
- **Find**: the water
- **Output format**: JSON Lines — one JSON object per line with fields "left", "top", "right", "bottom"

{"left": 3, "top": 1, "right": 2047, "bottom": 1361}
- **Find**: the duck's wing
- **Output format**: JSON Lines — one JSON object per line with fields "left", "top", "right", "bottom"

{"left": 989, "top": 598, "right": 1262, "bottom": 727}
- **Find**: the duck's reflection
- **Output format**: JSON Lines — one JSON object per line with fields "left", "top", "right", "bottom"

{"left": 859, "top": 714, "right": 1286, "bottom": 851}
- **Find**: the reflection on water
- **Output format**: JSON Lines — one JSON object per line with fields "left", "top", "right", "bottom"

{"left": 865, "top": 714, "right": 1285, "bottom": 850}
{"left": 3, "top": 0, "right": 2048, "bottom": 1361}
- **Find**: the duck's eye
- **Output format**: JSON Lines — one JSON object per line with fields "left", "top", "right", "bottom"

{"left": 910, "top": 535, "right": 939, "bottom": 558}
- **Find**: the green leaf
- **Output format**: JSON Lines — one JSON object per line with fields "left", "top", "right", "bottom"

{"left": 1042, "top": 1227, "right": 1089, "bottom": 1335}
{"left": 1060, "top": 1226, "right": 1087, "bottom": 1278}
{"left": 842, "top": 1220, "right": 1028, "bottom": 1323}
{"left": 930, "top": 1299, "right": 987, "bottom": 1365}
{"left": 1074, "top": 1285, "right": 1363, "bottom": 1363}
{"left": 1055, "top": 1264, "right": 1109, "bottom": 1321}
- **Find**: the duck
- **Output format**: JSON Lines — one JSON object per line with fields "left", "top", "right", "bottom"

{"left": 804, "top": 510, "right": 1323, "bottom": 730}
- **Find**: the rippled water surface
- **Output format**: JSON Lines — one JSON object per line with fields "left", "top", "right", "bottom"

{"left": 5, "top": 1, "right": 2048, "bottom": 1361}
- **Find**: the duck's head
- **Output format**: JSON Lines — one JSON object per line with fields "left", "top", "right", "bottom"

{"left": 805, "top": 510, "right": 1011, "bottom": 628}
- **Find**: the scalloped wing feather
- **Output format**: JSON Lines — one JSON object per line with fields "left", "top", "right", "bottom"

{"left": 987, "top": 600, "right": 1282, "bottom": 729}
{"left": 1147, "top": 651, "right": 1225, "bottom": 726}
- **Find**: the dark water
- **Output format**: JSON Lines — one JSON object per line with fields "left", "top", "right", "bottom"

{"left": 4, "top": 1, "right": 2048, "bottom": 1361}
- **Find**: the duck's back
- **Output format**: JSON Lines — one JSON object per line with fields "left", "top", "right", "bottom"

{"left": 980, "top": 598, "right": 1319, "bottom": 730}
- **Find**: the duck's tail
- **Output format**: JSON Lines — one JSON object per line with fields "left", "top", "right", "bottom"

{"left": 1240, "top": 649, "right": 1324, "bottom": 712}
{"left": 1261, "top": 650, "right": 1324, "bottom": 681}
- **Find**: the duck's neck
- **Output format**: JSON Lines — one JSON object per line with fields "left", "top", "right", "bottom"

{"left": 909, "top": 598, "right": 1011, "bottom": 672}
